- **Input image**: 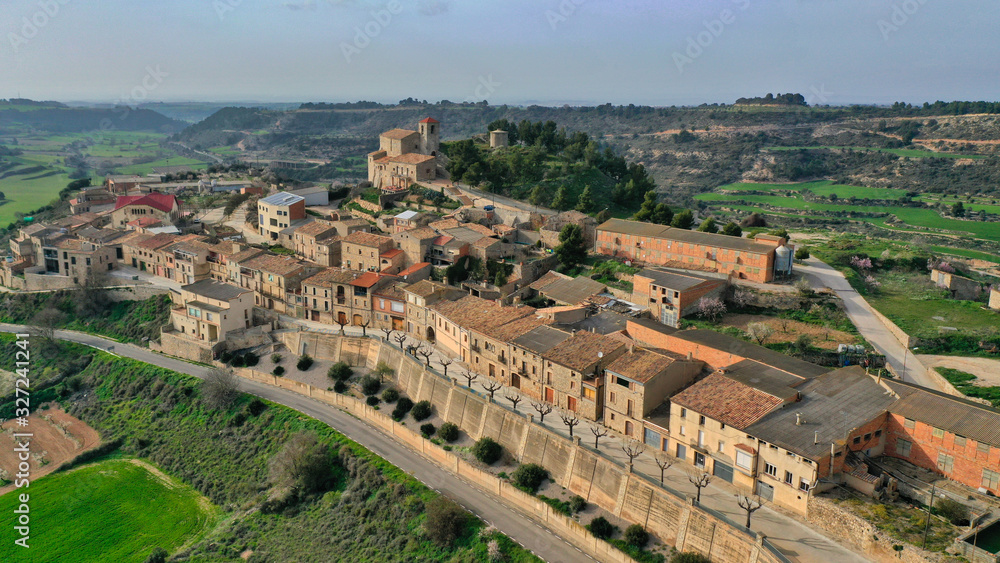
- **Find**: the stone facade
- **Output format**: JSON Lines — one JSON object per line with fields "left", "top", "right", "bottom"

{"left": 367, "top": 118, "right": 440, "bottom": 190}
{"left": 991, "top": 287, "right": 1000, "bottom": 310}
{"left": 930, "top": 268, "right": 982, "bottom": 300}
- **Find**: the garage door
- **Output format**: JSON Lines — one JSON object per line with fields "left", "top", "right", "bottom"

{"left": 713, "top": 461, "right": 734, "bottom": 483}
{"left": 756, "top": 480, "right": 774, "bottom": 501}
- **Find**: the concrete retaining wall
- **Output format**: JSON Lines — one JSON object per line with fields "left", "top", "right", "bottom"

{"left": 231, "top": 332, "right": 785, "bottom": 563}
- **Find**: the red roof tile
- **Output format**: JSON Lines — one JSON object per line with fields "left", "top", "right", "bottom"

{"left": 419, "top": 117, "right": 439, "bottom": 123}
{"left": 114, "top": 193, "right": 177, "bottom": 213}
{"left": 671, "top": 372, "right": 785, "bottom": 430}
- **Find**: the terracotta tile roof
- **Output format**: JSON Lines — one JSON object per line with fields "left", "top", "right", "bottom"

{"left": 482, "top": 314, "right": 552, "bottom": 342}
{"left": 396, "top": 226, "right": 439, "bottom": 241}
{"left": 419, "top": 117, "right": 439, "bottom": 124}
{"left": 229, "top": 247, "right": 265, "bottom": 263}
{"left": 462, "top": 223, "right": 495, "bottom": 237}
{"left": 432, "top": 235, "right": 454, "bottom": 246}
{"left": 493, "top": 224, "right": 516, "bottom": 234}
{"left": 429, "top": 218, "right": 460, "bottom": 230}
{"left": 242, "top": 254, "right": 306, "bottom": 276}
{"left": 671, "top": 372, "right": 784, "bottom": 430}
{"left": 389, "top": 153, "right": 436, "bottom": 165}
{"left": 295, "top": 221, "right": 337, "bottom": 238}
{"left": 474, "top": 236, "right": 500, "bottom": 248}
{"left": 136, "top": 233, "right": 180, "bottom": 250}
{"left": 303, "top": 268, "right": 360, "bottom": 286}
{"left": 381, "top": 248, "right": 403, "bottom": 259}
{"left": 544, "top": 331, "right": 626, "bottom": 372}
{"left": 127, "top": 216, "right": 162, "bottom": 228}
{"left": 597, "top": 218, "right": 776, "bottom": 254}
{"left": 380, "top": 128, "right": 418, "bottom": 140}
{"left": 114, "top": 193, "right": 177, "bottom": 213}
{"left": 368, "top": 150, "right": 387, "bottom": 157}
{"left": 404, "top": 279, "right": 447, "bottom": 297}
{"left": 529, "top": 271, "right": 566, "bottom": 291}
{"left": 398, "top": 262, "right": 430, "bottom": 277}
{"left": 374, "top": 280, "right": 406, "bottom": 300}
{"left": 432, "top": 295, "right": 534, "bottom": 333}
{"left": 343, "top": 231, "right": 393, "bottom": 248}
{"left": 606, "top": 349, "right": 680, "bottom": 384}
{"left": 351, "top": 271, "right": 382, "bottom": 288}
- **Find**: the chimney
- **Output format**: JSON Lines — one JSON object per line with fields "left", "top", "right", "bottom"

{"left": 830, "top": 442, "right": 836, "bottom": 458}
{"left": 628, "top": 342, "right": 634, "bottom": 354}
{"left": 796, "top": 413, "right": 802, "bottom": 426}
{"left": 686, "top": 351, "right": 693, "bottom": 361}
{"left": 814, "top": 431, "right": 819, "bottom": 445}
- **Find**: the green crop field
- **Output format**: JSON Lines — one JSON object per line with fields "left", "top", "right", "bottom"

{"left": 768, "top": 146, "right": 985, "bottom": 159}
{"left": 929, "top": 246, "right": 1000, "bottom": 263}
{"left": 0, "top": 156, "right": 71, "bottom": 226}
{"left": 864, "top": 271, "right": 999, "bottom": 339}
{"left": 113, "top": 156, "right": 208, "bottom": 176}
{"left": 0, "top": 458, "right": 218, "bottom": 563}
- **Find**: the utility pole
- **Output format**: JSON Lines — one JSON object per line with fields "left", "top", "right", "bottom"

{"left": 922, "top": 483, "right": 935, "bottom": 550}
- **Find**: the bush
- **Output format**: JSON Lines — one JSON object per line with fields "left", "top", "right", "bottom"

{"left": 623, "top": 524, "right": 649, "bottom": 548}
{"left": 272, "top": 366, "right": 285, "bottom": 376}
{"left": 144, "top": 548, "right": 168, "bottom": 563}
{"left": 411, "top": 400, "right": 433, "bottom": 421}
{"left": 935, "top": 497, "right": 970, "bottom": 525}
{"left": 569, "top": 495, "right": 587, "bottom": 514}
{"left": 219, "top": 350, "right": 233, "bottom": 364}
{"left": 366, "top": 396, "right": 380, "bottom": 407}
{"left": 381, "top": 388, "right": 399, "bottom": 403}
{"left": 328, "top": 361, "right": 353, "bottom": 381}
{"left": 587, "top": 516, "right": 616, "bottom": 540}
{"left": 424, "top": 497, "right": 468, "bottom": 546}
{"left": 392, "top": 397, "right": 414, "bottom": 420}
{"left": 359, "top": 375, "right": 381, "bottom": 396}
{"left": 333, "top": 380, "right": 348, "bottom": 394}
{"left": 511, "top": 463, "right": 549, "bottom": 493}
{"left": 230, "top": 355, "right": 245, "bottom": 368}
{"left": 243, "top": 352, "right": 259, "bottom": 367}
{"left": 795, "top": 247, "right": 810, "bottom": 260}
{"left": 437, "top": 422, "right": 460, "bottom": 443}
{"left": 296, "top": 354, "right": 314, "bottom": 371}
{"left": 472, "top": 437, "right": 503, "bottom": 465}
{"left": 420, "top": 423, "right": 436, "bottom": 438}
{"left": 671, "top": 553, "right": 711, "bottom": 563}
{"left": 271, "top": 353, "right": 282, "bottom": 364}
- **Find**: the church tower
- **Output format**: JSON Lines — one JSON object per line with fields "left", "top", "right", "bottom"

{"left": 418, "top": 117, "right": 440, "bottom": 156}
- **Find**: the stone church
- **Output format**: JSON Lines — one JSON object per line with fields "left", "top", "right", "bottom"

{"left": 367, "top": 117, "right": 440, "bottom": 191}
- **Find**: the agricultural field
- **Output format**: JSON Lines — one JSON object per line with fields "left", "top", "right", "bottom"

{"left": 0, "top": 458, "right": 219, "bottom": 563}
{"left": 767, "top": 145, "right": 986, "bottom": 159}
{"left": 0, "top": 154, "right": 71, "bottom": 226}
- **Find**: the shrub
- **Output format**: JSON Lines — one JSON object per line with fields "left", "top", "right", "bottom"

{"left": 230, "top": 355, "right": 245, "bottom": 368}
{"left": 437, "top": 422, "right": 460, "bottom": 443}
{"left": 359, "top": 375, "right": 381, "bottom": 396}
{"left": 366, "top": 396, "right": 380, "bottom": 407}
{"left": 243, "top": 352, "right": 259, "bottom": 367}
{"left": 795, "top": 247, "right": 810, "bottom": 260}
{"left": 472, "top": 437, "right": 503, "bottom": 465}
{"left": 671, "top": 553, "right": 711, "bottom": 563}
{"left": 569, "top": 495, "right": 587, "bottom": 513}
{"left": 624, "top": 524, "right": 649, "bottom": 548}
{"left": 296, "top": 354, "right": 314, "bottom": 371}
{"left": 219, "top": 350, "right": 233, "bottom": 364}
{"left": 328, "top": 361, "right": 353, "bottom": 381}
{"left": 587, "top": 516, "right": 616, "bottom": 540}
{"left": 411, "top": 400, "right": 433, "bottom": 421}
{"left": 935, "top": 497, "right": 970, "bottom": 525}
{"left": 424, "top": 497, "right": 468, "bottom": 546}
{"left": 381, "top": 388, "right": 400, "bottom": 403}
{"left": 420, "top": 423, "right": 436, "bottom": 438}
{"left": 333, "top": 380, "right": 348, "bottom": 394}
{"left": 272, "top": 366, "right": 285, "bottom": 376}
{"left": 271, "top": 353, "right": 282, "bottom": 364}
{"left": 511, "top": 463, "right": 549, "bottom": 493}
{"left": 144, "top": 548, "right": 168, "bottom": 563}
{"left": 392, "top": 397, "right": 414, "bottom": 420}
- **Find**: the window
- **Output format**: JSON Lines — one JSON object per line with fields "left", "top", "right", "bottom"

{"left": 864, "top": 433, "right": 872, "bottom": 442}
{"left": 583, "top": 387, "right": 596, "bottom": 400}
{"left": 937, "top": 453, "right": 954, "bottom": 474}
{"left": 718, "top": 440, "right": 725, "bottom": 453}
{"left": 679, "top": 408, "right": 687, "bottom": 418}
{"left": 903, "top": 418, "right": 915, "bottom": 429}
{"left": 699, "top": 415, "right": 706, "bottom": 426}
{"left": 874, "top": 430, "right": 882, "bottom": 438}
{"left": 720, "top": 422, "right": 726, "bottom": 430}
{"left": 188, "top": 307, "right": 201, "bottom": 318}
{"left": 895, "top": 439, "right": 912, "bottom": 457}
{"left": 735, "top": 450, "right": 752, "bottom": 470}
{"left": 609, "top": 392, "right": 616, "bottom": 403}
{"left": 764, "top": 463, "right": 777, "bottom": 478}
{"left": 853, "top": 436, "right": 861, "bottom": 445}
{"left": 697, "top": 430, "right": 705, "bottom": 447}
{"left": 205, "top": 313, "right": 214, "bottom": 322}
{"left": 799, "top": 478, "right": 811, "bottom": 491}
{"left": 983, "top": 469, "right": 1000, "bottom": 490}
{"left": 932, "top": 427, "right": 945, "bottom": 439}
{"left": 979, "top": 442, "right": 991, "bottom": 455}
{"left": 784, "top": 471, "right": 793, "bottom": 485}
{"left": 679, "top": 425, "right": 686, "bottom": 437}
{"left": 616, "top": 376, "right": 629, "bottom": 388}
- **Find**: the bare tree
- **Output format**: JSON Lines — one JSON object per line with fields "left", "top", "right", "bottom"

{"left": 531, "top": 401, "right": 553, "bottom": 422}
{"left": 622, "top": 440, "right": 645, "bottom": 468}
{"left": 481, "top": 379, "right": 502, "bottom": 401}
{"left": 504, "top": 391, "right": 522, "bottom": 411}
{"left": 30, "top": 307, "right": 64, "bottom": 346}
{"left": 688, "top": 472, "right": 712, "bottom": 503}
{"left": 437, "top": 356, "right": 453, "bottom": 378}
{"left": 777, "top": 316, "right": 791, "bottom": 333}
{"left": 268, "top": 431, "right": 331, "bottom": 495}
{"left": 393, "top": 332, "right": 407, "bottom": 349}
{"left": 202, "top": 367, "right": 241, "bottom": 409}
{"left": 358, "top": 315, "right": 370, "bottom": 337}
{"left": 335, "top": 316, "right": 349, "bottom": 335}
{"left": 460, "top": 370, "right": 478, "bottom": 388}
{"left": 591, "top": 425, "right": 609, "bottom": 449}
{"left": 560, "top": 411, "right": 580, "bottom": 437}
{"left": 745, "top": 322, "right": 774, "bottom": 345}
{"left": 655, "top": 456, "right": 674, "bottom": 485}
{"left": 737, "top": 493, "right": 765, "bottom": 529}
{"left": 381, "top": 327, "right": 393, "bottom": 342}
{"left": 416, "top": 344, "right": 433, "bottom": 367}
{"left": 76, "top": 268, "right": 112, "bottom": 318}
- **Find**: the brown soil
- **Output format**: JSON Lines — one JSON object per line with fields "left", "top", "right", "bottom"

{"left": 0, "top": 405, "right": 101, "bottom": 496}
{"left": 721, "top": 313, "right": 855, "bottom": 350}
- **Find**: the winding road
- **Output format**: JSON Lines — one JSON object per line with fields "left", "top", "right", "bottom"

{"left": 0, "top": 324, "right": 593, "bottom": 563}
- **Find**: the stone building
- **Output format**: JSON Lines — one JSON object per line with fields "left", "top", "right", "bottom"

{"left": 489, "top": 129, "right": 509, "bottom": 149}
{"left": 632, "top": 268, "right": 728, "bottom": 328}
{"left": 602, "top": 348, "right": 702, "bottom": 439}
{"left": 69, "top": 187, "right": 116, "bottom": 215}
{"left": 393, "top": 226, "right": 439, "bottom": 267}
{"left": 291, "top": 221, "right": 341, "bottom": 266}
{"left": 111, "top": 193, "right": 180, "bottom": 229}
{"left": 402, "top": 280, "right": 465, "bottom": 341}
{"left": 258, "top": 192, "right": 306, "bottom": 241}
{"left": 534, "top": 330, "right": 627, "bottom": 420}
{"left": 105, "top": 174, "right": 144, "bottom": 194}
{"left": 930, "top": 268, "right": 982, "bottom": 300}
{"left": 169, "top": 280, "right": 253, "bottom": 342}
{"left": 341, "top": 231, "right": 395, "bottom": 272}
{"left": 237, "top": 254, "right": 315, "bottom": 312}
{"left": 372, "top": 281, "right": 408, "bottom": 331}
{"left": 540, "top": 210, "right": 598, "bottom": 249}
{"left": 596, "top": 218, "right": 788, "bottom": 284}
{"left": 990, "top": 286, "right": 1000, "bottom": 310}
{"left": 367, "top": 118, "right": 440, "bottom": 190}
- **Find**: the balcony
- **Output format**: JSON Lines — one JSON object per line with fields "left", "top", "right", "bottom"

{"left": 471, "top": 344, "right": 481, "bottom": 353}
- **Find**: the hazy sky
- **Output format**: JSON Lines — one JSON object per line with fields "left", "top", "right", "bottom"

{"left": 2, "top": 0, "right": 998, "bottom": 106}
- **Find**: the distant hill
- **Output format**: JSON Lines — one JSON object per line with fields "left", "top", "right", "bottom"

{"left": 0, "top": 100, "right": 186, "bottom": 133}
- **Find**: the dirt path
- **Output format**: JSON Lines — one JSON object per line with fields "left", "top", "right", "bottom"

{"left": 0, "top": 405, "right": 101, "bottom": 496}
{"left": 917, "top": 355, "right": 1000, "bottom": 387}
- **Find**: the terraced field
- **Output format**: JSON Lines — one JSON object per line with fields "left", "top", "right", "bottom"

{"left": 768, "top": 146, "right": 986, "bottom": 159}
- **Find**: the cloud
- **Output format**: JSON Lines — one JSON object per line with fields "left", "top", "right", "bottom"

{"left": 417, "top": 0, "right": 451, "bottom": 17}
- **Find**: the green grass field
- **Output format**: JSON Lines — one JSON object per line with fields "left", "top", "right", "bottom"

{"left": 768, "top": 146, "right": 985, "bottom": 159}
{"left": 0, "top": 458, "right": 218, "bottom": 563}
{"left": 0, "top": 155, "right": 71, "bottom": 226}
{"left": 113, "top": 156, "right": 208, "bottom": 176}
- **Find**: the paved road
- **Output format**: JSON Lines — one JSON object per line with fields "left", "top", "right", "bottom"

{"left": 448, "top": 181, "right": 557, "bottom": 217}
{"left": 795, "top": 258, "right": 943, "bottom": 392}
{"left": 0, "top": 324, "right": 593, "bottom": 563}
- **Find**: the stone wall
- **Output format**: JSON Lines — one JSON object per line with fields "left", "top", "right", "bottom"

{"left": 868, "top": 305, "right": 916, "bottom": 349}
{"left": 104, "top": 285, "right": 172, "bottom": 302}
{"left": 154, "top": 331, "right": 216, "bottom": 363}
{"left": 256, "top": 333, "right": 787, "bottom": 563}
